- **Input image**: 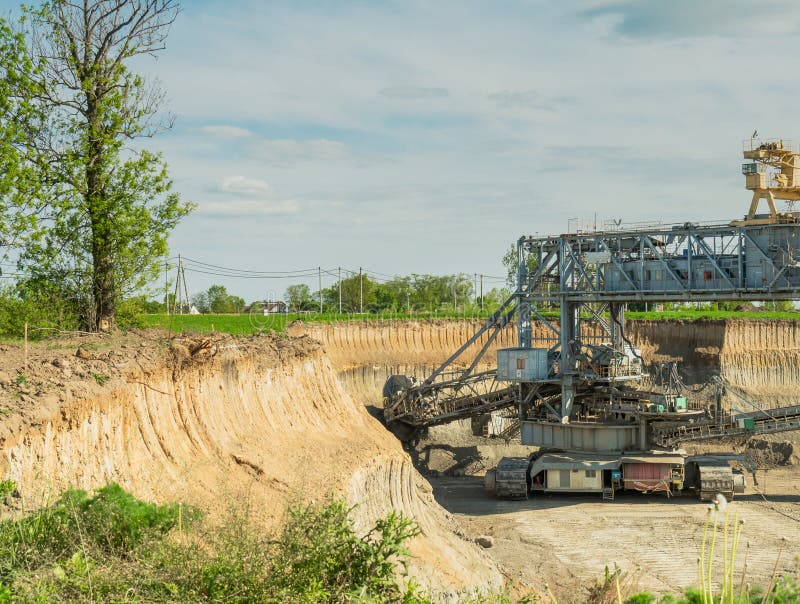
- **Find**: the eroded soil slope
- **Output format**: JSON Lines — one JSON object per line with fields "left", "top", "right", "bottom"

{"left": 0, "top": 330, "right": 500, "bottom": 595}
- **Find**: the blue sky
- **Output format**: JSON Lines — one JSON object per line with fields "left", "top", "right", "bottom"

{"left": 6, "top": 0, "right": 800, "bottom": 300}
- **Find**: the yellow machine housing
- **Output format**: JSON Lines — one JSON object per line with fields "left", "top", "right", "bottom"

{"left": 733, "top": 138, "right": 800, "bottom": 226}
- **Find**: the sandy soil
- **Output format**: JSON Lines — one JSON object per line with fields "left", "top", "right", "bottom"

{"left": 430, "top": 469, "right": 800, "bottom": 599}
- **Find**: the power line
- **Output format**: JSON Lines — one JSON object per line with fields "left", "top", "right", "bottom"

{"left": 182, "top": 267, "right": 319, "bottom": 279}
{"left": 181, "top": 256, "right": 319, "bottom": 276}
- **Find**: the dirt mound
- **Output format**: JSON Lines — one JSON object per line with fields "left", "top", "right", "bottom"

{"left": 745, "top": 438, "right": 799, "bottom": 468}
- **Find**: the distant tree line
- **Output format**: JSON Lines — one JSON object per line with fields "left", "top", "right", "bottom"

{"left": 284, "top": 273, "right": 509, "bottom": 314}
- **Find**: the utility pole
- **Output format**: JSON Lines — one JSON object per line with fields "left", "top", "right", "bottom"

{"left": 164, "top": 256, "right": 169, "bottom": 313}
{"left": 480, "top": 274, "right": 484, "bottom": 311}
{"left": 171, "top": 255, "right": 189, "bottom": 315}
{"left": 474, "top": 273, "right": 477, "bottom": 307}
{"left": 172, "top": 254, "right": 183, "bottom": 314}
{"left": 181, "top": 260, "right": 192, "bottom": 311}
{"left": 318, "top": 266, "right": 323, "bottom": 314}
{"left": 359, "top": 267, "right": 363, "bottom": 314}
{"left": 338, "top": 267, "right": 342, "bottom": 314}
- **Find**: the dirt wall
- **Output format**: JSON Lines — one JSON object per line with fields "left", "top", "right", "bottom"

{"left": 630, "top": 319, "right": 800, "bottom": 403}
{"left": 307, "top": 318, "right": 800, "bottom": 404}
{"left": 0, "top": 334, "right": 501, "bottom": 595}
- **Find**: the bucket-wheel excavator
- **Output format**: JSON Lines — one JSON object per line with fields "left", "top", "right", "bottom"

{"left": 384, "top": 138, "right": 800, "bottom": 501}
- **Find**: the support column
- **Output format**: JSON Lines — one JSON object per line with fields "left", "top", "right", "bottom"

{"left": 517, "top": 238, "right": 532, "bottom": 349}
{"left": 560, "top": 301, "right": 579, "bottom": 422}
{"left": 638, "top": 417, "right": 649, "bottom": 450}
{"left": 518, "top": 301, "right": 532, "bottom": 349}
{"left": 610, "top": 303, "right": 625, "bottom": 352}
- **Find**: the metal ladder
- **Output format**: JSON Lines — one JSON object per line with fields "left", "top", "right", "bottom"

{"left": 602, "top": 487, "right": 615, "bottom": 501}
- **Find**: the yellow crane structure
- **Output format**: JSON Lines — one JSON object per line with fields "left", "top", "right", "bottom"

{"left": 733, "top": 137, "right": 800, "bottom": 226}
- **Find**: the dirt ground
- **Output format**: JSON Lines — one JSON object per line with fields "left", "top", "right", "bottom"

{"left": 0, "top": 329, "right": 321, "bottom": 452}
{"left": 430, "top": 468, "right": 800, "bottom": 599}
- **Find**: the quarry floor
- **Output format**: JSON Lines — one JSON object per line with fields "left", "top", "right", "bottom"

{"left": 429, "top": 468, "right": 800, "bottom": 597}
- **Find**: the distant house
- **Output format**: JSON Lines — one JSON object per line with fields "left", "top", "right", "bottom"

{"left": 250, "top": 300, "right": 289, "bottom": 315}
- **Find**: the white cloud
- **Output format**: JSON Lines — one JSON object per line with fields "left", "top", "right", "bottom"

{"left": 212, "top": 175, "right": 270, "bottom": 196}
{"left": 199, "top": 199, "right": 300, "bottom": 216}
{"left": 379, "top": 86, "right": 449, "bottom": 100}
{"left": 487, "top": 90, "right": 576, "bottom": 112}
{"left": 199, "top": 125, "right": 253, "bottom": 139}
{"left": 250, "top": 139, "right": 350, "bottom": 163}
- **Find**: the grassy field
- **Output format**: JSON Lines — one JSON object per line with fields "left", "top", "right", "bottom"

{"left": 138, "top": 309, "right": 800, "bottom": 335}
{"left": 627, "top": 309, "right": 800, "bottom": 321}
{"left": 138, "top": 311, "right": 491, "bottom": 334}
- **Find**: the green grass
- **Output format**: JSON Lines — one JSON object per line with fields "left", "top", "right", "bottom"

{"left": 138, "top": 310, "right": 502, "bottom": 335}
{"left": 627, "top": 310, "right": 800, "bottom": 321}
{"left": 136, "top": 309, "right": 800, "bottom": 336}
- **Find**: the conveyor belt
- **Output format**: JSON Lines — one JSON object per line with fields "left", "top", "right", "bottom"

{"left": 654, "top": 404, "right": 800, "bottom": 447}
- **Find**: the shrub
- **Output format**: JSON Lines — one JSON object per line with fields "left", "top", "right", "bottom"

{"left": 0, "top": 485, "right": 429, "bottom": 603}
{"left": 267, "top": 500, "right": 421, "bottom": 602}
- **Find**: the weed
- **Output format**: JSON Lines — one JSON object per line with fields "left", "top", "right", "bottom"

{"left": 266, "top": 499, "right": 422, "bottom": 602}
{"left": 90, "top": 372, "right": 108, "bottom": 386}
{"left": 0, "top": 480, "right": 14, "bottom": 499}
{"left": 14, "top": 374, "right": 26, "bottom": 387}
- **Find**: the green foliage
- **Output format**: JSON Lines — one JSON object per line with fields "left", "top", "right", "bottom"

{"left": 316, "top": 272, "right": 477, "bottom": 313}
{"left": 0, "top": 2, "right": 192, "bottom": 331}
{"left": 708, "top": 301, "right": 740, "bottom": 311}
{"left": 0, "top": 480, "right": 14, "bottom": 499}
{"left": 267, "top": 500, "right": 420, "bottom": 602}
{"left": 627, "top": 310, "right": 799, "bottom": 321}
{"left": 0, "top": 485, "right": 430, "bottom": 603}
{"left": 74, "top": 483, "right": 184, "bottom": 556}
{"left": 114, "top": 295, "right": 152, "bottom": 329}
{"left": 625, "top": 593, "right": 656, "bottom": 604}
{"left": 90, "top": 372, "right": 108, "bottom": 386}
{"left": 191, "top": 284, "right": 245, "bottom": 314}
{"left": 284, "top": 283, "right": 313, "bottom": 311}
{"left": 622, "top": 580, "right": 800, "bottom": 603}
{"left": 0, "top": 284, "right": 80, "bottom": 338}
{"left": 0, "top": 483, "right": 184, "bottom": 577}
{"left": 763, "top": 299, "right": 793, "bottom": 312}
{"left": 0, "top": 482, "right": 798, "bottom": 603}
{"left": 501, "top": 244, "right": 538, "bottom": 289}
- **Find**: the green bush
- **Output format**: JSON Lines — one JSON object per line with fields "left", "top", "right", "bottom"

{"left": 0, "top": 484, "right": 430, "bottom": 603}
{"left": 0, "top": 483, "right": 186, "bottom": 581}
{"left": 267, "top": 500, "right": 421, "bottom": 602}
{"left": 0, "top": 284, "right": 81, "bottom": 338}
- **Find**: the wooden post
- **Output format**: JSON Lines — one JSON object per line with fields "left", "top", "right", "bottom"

{"left": 23, "top": 322, "right": 28, "bottom": 367}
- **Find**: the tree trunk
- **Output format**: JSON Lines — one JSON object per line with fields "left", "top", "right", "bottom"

{"left": 86, "top": 96, "right": 115, "bottom": 332}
